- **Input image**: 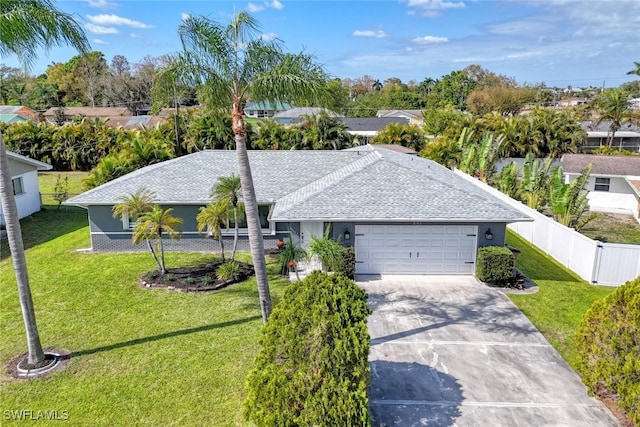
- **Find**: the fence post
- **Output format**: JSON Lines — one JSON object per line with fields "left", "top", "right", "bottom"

{"left": 591, "top": 242, "right": 603, "bottom": 284}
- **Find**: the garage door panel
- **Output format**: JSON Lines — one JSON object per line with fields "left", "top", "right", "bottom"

{"left": 356, "top": 225, "right": 478, "bottom": 275}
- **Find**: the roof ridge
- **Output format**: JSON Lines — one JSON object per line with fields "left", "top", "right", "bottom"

{"left": 272, "top": 151, "right": 381, "bottom": 216}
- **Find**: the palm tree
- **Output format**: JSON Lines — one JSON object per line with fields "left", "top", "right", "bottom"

{"left": 133, "top": 205, "right": 183, "bottom": 274}
{"left": 0, "top": 0, "right": 88, "bottom": 366}
{"left": 593, "top": 89, "right": 639, "bottom": 149}
{"left": 196, "top": 201, "right": 229, "bottom": 262}
{"left": 626, "top": 61, "right": 640, "bottom": 77}
{"left": 211, "top": 174, "right": 242, "bottom": 261}
{"left": 112, "top": 188, "right": 156, "bottom": 224}
{"left": 372, "top": 79, "right": 383, "bottom": 91}
{"left": 168, "top": 12, "right": 329, "bottom": 322}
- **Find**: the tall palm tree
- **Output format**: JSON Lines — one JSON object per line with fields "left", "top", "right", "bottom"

{"left": 0, "top": 0, "right": 89, "bottom": 366}
{"left": 133, "top": 205, "right": 183, "bottom": 274}
{"left": 196, "top": 200, "right": 229, "bottom": 262}
{"left": 372, "top": 79, "right": 383, "bottom": 92}
{"left": 593, "top": 89, "right": 638, "bottom": 148}
{"left": 211, "top": 174, "right": 242, "bottom": 261}
{"left": 112, "top": 188, "right": 156, "bottom": 223}
{"left": 168, "top": 12, "right": 329, "bottom": 322}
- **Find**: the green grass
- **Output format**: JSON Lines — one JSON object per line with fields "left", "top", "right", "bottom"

{"left": 506, "top": 230, "right": 614, "bottom": 368}
{"left": 580, "top": 213, "right": 640, "bottom": 245}
{"left": 0, "top": 211, "right": 288, "bottom": 426}
{"left": 38, "top": 171, "right": 89, "bottom": 207}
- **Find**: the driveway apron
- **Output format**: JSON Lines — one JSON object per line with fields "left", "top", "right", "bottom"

{"left": 358, "top": 275, "right": 619, "bottom": 427}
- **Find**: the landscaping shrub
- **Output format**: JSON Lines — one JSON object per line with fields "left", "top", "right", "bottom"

{"left": 308, "top": 227, "right": 344, "bottom": 272}
{"left": 244, "top": 271, "right": 371, "bottom": 427}
{"left": 336, "top": 246, "right": 356, "bottom": 279}
{"left": 576, "top": 277, "right": 640, "bottom": 426}
{"left": 476, "top": 246, "right": 514, "bottom": 284}
{"left": 216, "top": 261, "right": 240, "bottom": 281}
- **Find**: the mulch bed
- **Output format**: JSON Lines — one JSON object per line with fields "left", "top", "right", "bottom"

{"left": 139, "top": 261, "right": 254, "bottom": 292}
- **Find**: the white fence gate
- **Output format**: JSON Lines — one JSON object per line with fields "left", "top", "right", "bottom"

{"left": 454, "top": 170, "right": 640, "bottom": 286}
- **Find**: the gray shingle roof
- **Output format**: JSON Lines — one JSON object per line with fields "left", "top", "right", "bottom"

{"left": 66, "top": 146, "right": 530, "bottom": 223}
{"left": 562, "top": 154, "right": 640, "bottom": 176}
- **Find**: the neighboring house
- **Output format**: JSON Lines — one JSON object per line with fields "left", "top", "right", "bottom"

{"left": 273, "top": 107, "right": 339, "bottom": 125}
{"left": 377, "top": 109, "right": 424, "bottom": 125}
{"left": 101, "top": 115, "right": 167, "bottom": 129}
{"left": 557, "top": 97, "right": 588, "bottom": 108}
{"left": 580, "top": 120, "right": 640, "bottom": 153}
{"left": 64, "top": 145, "right": 531, "bottom": 276}
{"left": 0, "top": 105, "right": 36, "bottom": 119}
{"left": 244, "top": 101, "right": 292, "bottom": 119}
{"left": 0, "top": 114, "right": 29, "bottom": 124}
{"left": 340, "top": 117, "right": 409, "bottom": 145}
{"left": 0, "top": 151, "right": 52, "bottom": 225}
{"left": 42, "top": 106, "right": 135, "bottom": 124}
{"left": 561, "top": 154, "right": 640, "bottom": 220}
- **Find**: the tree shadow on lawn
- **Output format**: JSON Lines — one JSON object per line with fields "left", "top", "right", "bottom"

{"left": 0, "top": 208, "right": 87, "bottom": 261}
{"left": 69, "top": 315, "right": 261, "bottom": 358}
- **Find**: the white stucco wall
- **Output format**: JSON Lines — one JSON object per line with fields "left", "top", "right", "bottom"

{"left": 0, "top": 170, "right": 42, "bottom": 225}
{"left": 565, "top": 174, "right": 639, "bottom": 218}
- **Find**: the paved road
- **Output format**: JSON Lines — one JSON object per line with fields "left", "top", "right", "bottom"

{"left": 358, "top": 275, "right": 619, "bottom": 427}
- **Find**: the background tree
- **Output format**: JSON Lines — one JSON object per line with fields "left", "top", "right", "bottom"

{"left": 626, "top": 61, "right": 640, "bottom": 77}
{"left": 592, "top": 88, "right": 639, "bottom": 149}
{"left": 372, "top": 122, "right": 425, "bottom": 151}
{"left": 211, "top": 174, "right": 242, "bottom": 261}
{"left": 132, "top": 205, "right": 183, "bottom": 274}
{"left": 197, "top": 201, "right": 229, "bottom": 261}
{"left": 0, "top": 0, "right": 89, "bottom": 367}
{"left": 168, "top": 11, "right": 329, "bottom": 321}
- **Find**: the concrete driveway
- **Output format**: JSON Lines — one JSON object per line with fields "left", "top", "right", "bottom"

{"left": 358, "top": 275, "right": 619, "bottom": 427}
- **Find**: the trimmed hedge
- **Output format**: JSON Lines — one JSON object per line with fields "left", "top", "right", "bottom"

{"left": 576, "top": 277, "right": 640, "bottom": 426}
{"left": 476, "top": 246, "right": 514, "bottom": 284}
{"left": 244, "top": 271, "right": 371, "bottom": 426}
{"left": 337, "top": 246, "right": 356, "bottom": 279}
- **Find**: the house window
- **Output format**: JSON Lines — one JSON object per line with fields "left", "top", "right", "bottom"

{"left": 228, "top": 205, "right": 271, "bottom": 231}
{"left": 12, "top": 177, "right": 24, "bottom": 195}
{"left": 121, "top": 212, "right": 139, "bottom": 230}
{"left": 594, "top": 177, "right": 610, "bottom": 192}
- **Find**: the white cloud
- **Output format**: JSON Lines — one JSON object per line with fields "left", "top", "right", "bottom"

{"left": 180, "top": 13, "right": 191, "bottom": 21}
{"left": 85, "top": 0, "right": 118, "bottom": 9}
{"left": 266, "top": 0, "right": 284, "bottom": 10}
{"left": 85, "top": 23, "right": 118, "bottom": 35}
{"left": 353, "top": 30, "right": 387, "bottom": 38}
{"left": 130, "top": 33, "right": 139, "bottom": 39}
{"left": 248, "top": 0, "right": 284, "bottom": 13}
{"left": 247, "top": 3, "right": 264, "bottom": 12}
{"left": 93, "top": 38, "right": 109, "bottom": 45}
{"left": 86, "top": 14, "right": 153, "bottom": 29}
{"left": 261, "top": 32, "right": 278, "bottom": 41}
{"left": 412, "top": 35, "right": 449, "bottom": 44}
{"left": 404, "top": 0, "right": 466, "bottom": 17}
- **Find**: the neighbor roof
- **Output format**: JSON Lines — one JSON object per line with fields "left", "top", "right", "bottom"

{"left": 562, "top": 154, "right": 640, "bottom": 176}
{"left": 42, "top": 106, "right": 133, "bottom": 117}
{"left": 273, "top": 107, "right": 339, "bottom": 119}
{"left": 0, "top": 113, "right": 28, "bottom": 124}
{"left": 7, "top": 150, "right": 52, "bottom": 171}
{"left": 340, "top": 117, "right": 409, "bottom": 132}
{"left": 65, "top": 146, "right": 530, "bottom": 223}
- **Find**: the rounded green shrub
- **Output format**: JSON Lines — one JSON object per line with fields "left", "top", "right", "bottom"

{"left": 476, "top": 246, "right": 514, "bottom": 284}
{"left": 244, "top": 271, "right": 371, "bottom": 426}
{"left": 216, "top": 261, "right": 240, "bottom": 281}
{"left": 576, "top": 277, "right": 640, "bottom": 426}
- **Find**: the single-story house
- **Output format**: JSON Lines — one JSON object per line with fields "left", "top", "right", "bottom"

{"left": 42, "top": 106, "right": 135, "bottom": 124}
{"left": 1, "top": 151, "right": 52, "bottom": 225}
{"left": 244, "top": 101, "right": 292, "bottom": 119}
{"left": 377, "top": 109, "right": 424, "bottom": 125}
{"left": 272, "top": 107, "right": 339, "bottom": 125}
{"left": 561, "top": 154, "right": 640, "bottom": 220}
{"left": 0, "top": 105, "right": 36, "bottom": 120}
{"left": 341, "top": 117, "right": 410, "bottom": 145}
{"left": 65, "top": 145, "right": 531, "bottom": 275}
{"left": 580, "top": 120, "right": 640, "bottom": 153}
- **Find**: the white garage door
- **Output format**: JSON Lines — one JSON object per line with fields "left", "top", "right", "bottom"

{"left": 355, "top": 225, "right": 478, "bottom": 275}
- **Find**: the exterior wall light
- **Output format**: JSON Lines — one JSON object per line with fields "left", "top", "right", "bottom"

{"left": 344, "top": 229, "right": 351, "bottom": 240}
{"left": 485, "top": 228, "right": 493, "bottom": 240}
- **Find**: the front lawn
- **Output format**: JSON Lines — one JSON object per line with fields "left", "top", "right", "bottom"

{"left": 506, "top": 230, "right": 614, "bottom": 369}
{"left": 0, "top": 211, "right": 288, "bottom": 426}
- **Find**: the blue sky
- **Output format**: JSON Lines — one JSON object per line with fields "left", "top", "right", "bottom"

{"left": 6, "top": 0, "right": 640, "bottom": 88}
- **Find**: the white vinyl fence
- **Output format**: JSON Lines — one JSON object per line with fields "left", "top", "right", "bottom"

{"left": 455, "top": 170, "right": 640, "bottom": 286}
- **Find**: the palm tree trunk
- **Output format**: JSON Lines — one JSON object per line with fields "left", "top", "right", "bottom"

{"left": 234, "top": 130, "right": 272, "bottom": 322}
{"left": 218, "top": 236, "right": 225, "bottom": 262}
{"left": 146, "top": 238, "right": 163, "bottom": 273}
{"left": 232, "top": 205, "right": 238, "bottom": 261}
{"left": 0, "top": 138, "right": 45, "bottom": 365}
{"left": 157, "top": 232, "right": 167, "bottom": 274}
